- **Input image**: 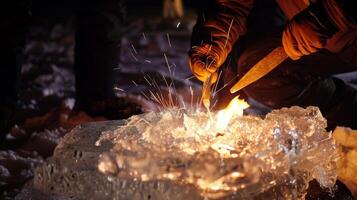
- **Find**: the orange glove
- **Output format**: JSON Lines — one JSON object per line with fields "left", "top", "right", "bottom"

{"left": 188, "top": 0, "right": 253, "bottom": 82}
{"left": 282, "top": 0, "right": 353, "bottom": 60}
{"left": 188, "top": 44, "right": 222, "bottom": 83}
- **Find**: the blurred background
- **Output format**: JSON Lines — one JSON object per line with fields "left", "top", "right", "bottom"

{"left": 0, "top": 0, "right": 203, "bottom": 198}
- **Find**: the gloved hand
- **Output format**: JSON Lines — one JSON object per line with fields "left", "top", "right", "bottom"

{"left": 188, "top": 44, "right": 223, "bottom": 83}
{"left": 282, "top": 0, "right": 353, "bottom": 60}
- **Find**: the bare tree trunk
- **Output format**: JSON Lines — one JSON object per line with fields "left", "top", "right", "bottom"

{"left": 163, "top": 0, "right": 184, "bottom": 19}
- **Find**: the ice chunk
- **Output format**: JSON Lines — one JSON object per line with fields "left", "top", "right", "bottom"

{"left": 25, "top": 106, "right": 338, "bottom": 200}
{"left": 96, "top": 106, "right": 338, "bottom": 199}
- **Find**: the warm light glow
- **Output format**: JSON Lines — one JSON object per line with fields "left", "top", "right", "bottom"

{"left": 96, "top": 104, "right": 337, "bottom": 198}
{"left": 215, "top": 96, "right": 249, "bottom": 132}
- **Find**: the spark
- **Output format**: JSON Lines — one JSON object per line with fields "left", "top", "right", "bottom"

{"left": 189, "top": 86, "right": 194, "bottom": 110}
{"left": 142, "top": 72, "right": 172, "bottom": 108}
{"left": 130, "top": 50, "right": 139, "bottom": 61}
{"left": 140, "top": 88, "right": 163, "bottom": 111}
{"left": 214, "top": 73, "right": 240, "bottom": 94}
{"left": 132, "top": 80, "right": 138, "bottom": 87}
{"left": 145, "top": 60, "right": 152, "bottom": 63}
{"left": 163, "top": 53, "right": 171, "bottom": 70}
{"left": 142, "top": 32, "right": 147, "bottom": 41}
{"left": 168, "top": 87, "right": 174, "bottom": 107}
{"left": 131, "top": 44, "right": 138, "bottom": 54}
{"left": 163, "top": 53, "right": 179, "bottom": 107}
{"left": 143, "top": 76, "right": 153, "bottom": 86}
{"left": 166, "top": 33, "right": 172, "bottom": 47}
{"left": 171, "top": 63, "right": 177, "bottom": 73}
{"left": 179, "top": 97, "right": 186, "bottom": 111}
{"left": 213, "top": 70, "right": 223, "bottom": 96}
{"left": 207, "top": 107, "right": 213, "bottom": 123}
{"left": 161, "top": 74, "right": 178, "bottom": 108}
{"left": 141, "top": 72, "right": 166, "bottom": 107}
{"left": 140, "top": 91, "right": 151, "bottom": 102}
{"left": 161, "top": 74, "right": 171, "bottom": 92}
{"left": 176, "top": 22, "right": 181, "bottom": 28}
{"left": 114, "top": 87, "right": 124, "bottom": 92}
{"left": 224, "top": 18, "right": 234, "bottom": 49}
{"left": 152, "top": 78, "right": 173, "bottom": 107}
{"left": 145, "top": 74, "right": 156, "bottom": 86}
{"left": 149, "top": 90, "right": 164, "bottom": 106}
{"left": 185, "top": 75, "right": 196, "bottom": 81}
{"left": 164, "top": 53, "right": 177, "bottom": 102}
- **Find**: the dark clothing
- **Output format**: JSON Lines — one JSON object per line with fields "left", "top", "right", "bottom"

{"left": 234, "top": 34, "right": 356, "bottom": 129}
{"left": 0, "top": 0, "right": 125, "bottom": 136}
{"left": 0, "top": 0, "right": 30, "bottom": 136}
{"left": 190, "top": 0, "right": 356, "bottom": 68}
{"left": 0, "top": 1, "right": 29, "bottom": 109}
{"left": 213, "top": 1, "right": 357, "bottom": 130}
{"left": 75, "top": 0, "right": 125, "bottom": 110}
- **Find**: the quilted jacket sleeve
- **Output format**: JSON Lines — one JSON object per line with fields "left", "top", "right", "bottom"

{"left": 190, "top": 0, "right": 254, "bottom": 68}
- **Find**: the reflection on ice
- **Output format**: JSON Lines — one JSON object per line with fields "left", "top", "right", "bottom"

{"left": 96, "top": 106, "right": 338, "bottom": 199}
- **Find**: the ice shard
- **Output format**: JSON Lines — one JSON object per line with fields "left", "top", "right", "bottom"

{"left": 17, "top": 106, "right": 338, "bottom": 200}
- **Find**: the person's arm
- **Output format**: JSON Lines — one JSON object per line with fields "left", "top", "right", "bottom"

{"left": 188, "top": 0, "right": 254, "bottom": 82}
{"left": 282, "top": 0, "right": 356, "bottom": 60}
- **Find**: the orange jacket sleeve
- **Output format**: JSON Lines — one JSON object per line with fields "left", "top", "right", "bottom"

{"left": 190, "top": 0, "right": 254, "bottom": 68}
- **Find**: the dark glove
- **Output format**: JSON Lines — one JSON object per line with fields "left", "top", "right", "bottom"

{"left": 188, "top": 0, "right": 253, "bottom": 82}
{"left": 188, "top": 44, "right": 223, "bottom": 83}
{"left": 282, "top": 0, "right": 354, "bottom": 60}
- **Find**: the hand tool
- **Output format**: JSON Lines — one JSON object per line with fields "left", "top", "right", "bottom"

{"left": 202, "top": 73, "right": 212, "bottom": 111}
{"left": 230, "top": 46, "right": 288, "bottom": 93}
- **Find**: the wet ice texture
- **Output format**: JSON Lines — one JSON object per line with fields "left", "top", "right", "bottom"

{"left": 24, "top": 106, "right": 337, "bottom": 200}
{"left": 96, "top": 106, "right": 338, "bottom": 199}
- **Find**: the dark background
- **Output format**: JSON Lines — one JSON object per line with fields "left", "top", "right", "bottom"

{"left": 29, "top": 0, "right": 197, "bottom": 17}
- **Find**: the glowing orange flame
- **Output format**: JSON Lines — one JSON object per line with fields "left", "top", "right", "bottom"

{"left": 215, "top": 96, "right": 249, "bottom": 131}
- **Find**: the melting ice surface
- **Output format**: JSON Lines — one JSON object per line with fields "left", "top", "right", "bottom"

{"left": 95, "top": 106, "right": 338, "bottom": 199}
